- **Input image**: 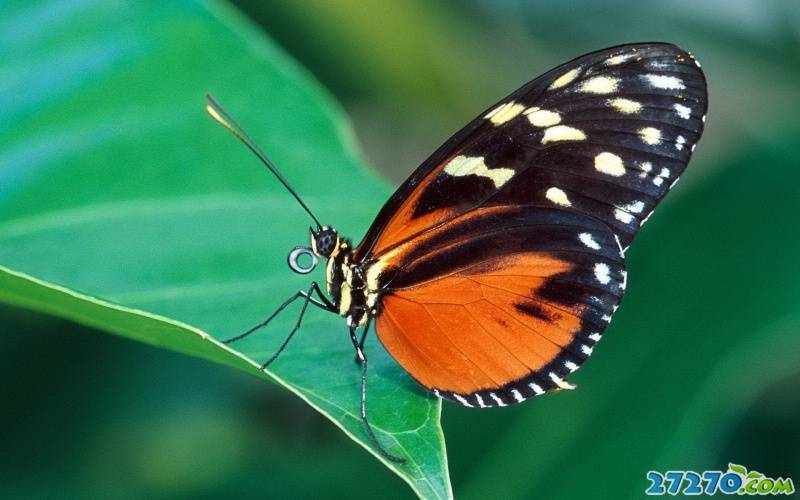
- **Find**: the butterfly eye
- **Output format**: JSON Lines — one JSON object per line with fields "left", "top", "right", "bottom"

{"left": 313, "top": 228, "right": 339, "bottom": 257}
{"left": 287, "top": 246, "right": 318, "bottom": 274}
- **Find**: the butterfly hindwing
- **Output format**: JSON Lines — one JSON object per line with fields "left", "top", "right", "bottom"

{"left": 373, "top": 206, "right": 625, "bottom": 406}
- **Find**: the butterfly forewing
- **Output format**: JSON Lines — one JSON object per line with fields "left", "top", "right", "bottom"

{"left": 356, "top": 43, "right": 707, "bottom": 407}
{"left": 355, "top": 43, "right": 706, "bottom": 261}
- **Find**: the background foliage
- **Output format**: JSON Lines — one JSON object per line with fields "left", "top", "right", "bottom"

{"left": 2, "top": 0, "right": 798, "bottom": 498}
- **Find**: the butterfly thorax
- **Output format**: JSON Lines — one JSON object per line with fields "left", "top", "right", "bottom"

{"left": 323, "top": 238, "right": 377, "bottom": 327}
{"left": 311, "top": 227, "right": 377, "bottom": 328}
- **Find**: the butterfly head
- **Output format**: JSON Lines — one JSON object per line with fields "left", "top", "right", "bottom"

{"left": 310, "top": 226, "right": 340, "bottom": 258}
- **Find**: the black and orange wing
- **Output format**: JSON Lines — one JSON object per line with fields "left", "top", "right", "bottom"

{"left": 374, "top": 206, "right": 625, "bottom": 406}
{"left": 356, "top": 43, "right": 707, "bottom": 407}
{"left": 354, "top": 42, "right": 707, "bottom": 263}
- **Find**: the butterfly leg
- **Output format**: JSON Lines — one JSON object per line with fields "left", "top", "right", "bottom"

{"left": 222, "top": 282, "right": 335, "bottom": 370}
{"left": 353, "top": 316, "right": 371, "bottom": 364}
{"left": 348, "top": 325, "right": 406, "bottom": 464}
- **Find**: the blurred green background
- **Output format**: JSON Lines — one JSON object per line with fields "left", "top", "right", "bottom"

{"left": 2, "top": 1, "right": 799, "bottom": 498}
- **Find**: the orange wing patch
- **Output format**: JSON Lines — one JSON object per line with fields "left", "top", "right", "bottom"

{"left": 375, "top": 254, "right": 582, "bottom": 395}
{"left": 369, "top": 153, "right": 461, "bottom": 256}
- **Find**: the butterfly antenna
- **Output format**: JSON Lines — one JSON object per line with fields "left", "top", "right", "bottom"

{"left": 205, "top": 94, "right": 323, "bottom": 230}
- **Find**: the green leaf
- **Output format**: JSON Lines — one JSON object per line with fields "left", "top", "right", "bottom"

{"left": 0, "top": 1, "right": 450, "bottom": 498}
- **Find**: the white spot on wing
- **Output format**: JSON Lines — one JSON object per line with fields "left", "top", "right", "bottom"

{"left": 511, "top": 389, "right": 525, "bottom": 403}
{"left": 594, "top": 262, "right": 611, "bottom": 284}
{"left": 579, "top": 232, "right": 601, "bottom": 250}
{"left": 581, "top": 344, "right": 594, "bottom": 356}
{"left": 651, "top": 166, "right": 671, "bottom": 187}
{"left": 594, "top": 152, "right": 625, "bottom": 177}
{"left": 485, "top": 101, "right": 526, "bottom": 125}
{"left": 608, "top": 98, "right": 642, "bottom": 114}
{"left": 673, "top": 103, "right": 691, "bottom": 120}
{"left": 529, "top": 382, "right": 545, "bottom": 395}
{"left": 525, "top": 107, "right": 561, "bottom": 127}
{"left": 638, "top": 161, "right": 653, "bottom": 178}
{"left": 489, "top": 392, "right": 506, "bottom": 406}
{"left": 453, "top": 393, "right": 473, "bottom": 407}
{"left": 565, "top": 361, "right": 579, "bottom": 372}
{"left": 619, "top": 201, "right": 645, "bottom": 214}
{"left": 444, "top": 155, "right": 514, "bottom": 188}
{"left": 588, "top": 333, "right": 602, "bottom": 342}
{"left": 545, "top": 187, "right": 571, "bottom": 207}
{"left": 579, "top": 76, "right": 620, "bottom": 94}
{"left": 676, "top": 135, "right": 686, "bottom": 150}
{"left": 641, "top": 74, "right": 685, "bottom": 90}
{"left": 549, "top": 67, "right": 581, "bottom": 89}
{"left": 475, "top": 393, "right": 487, "bottom": 408}
{"left": 614, "top": 208, "right": 635, "bottom": 224}
{"left": 541, "top": 125, "right": 586, "bottom": 143}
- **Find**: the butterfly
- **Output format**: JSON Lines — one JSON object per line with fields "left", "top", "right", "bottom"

{"left": 206, "top": 42, "right": 708, "bottom": 463}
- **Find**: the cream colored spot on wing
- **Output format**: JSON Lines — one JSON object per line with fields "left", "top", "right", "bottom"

{"left": 524, "top": 107, "right": 561, "bottom": 127}
{"left": 606, "top": 53, "right": 633, "bottom": 65}
{"left": 541, "top": 125, "right": 586, "bottom": 144}
{"left": 614, "top": 208, "right": 635, "bottom": 224}
{"left": 545, "top": 187, "right": 571, "bottom": 207}
{"left": 579, "top": 76, "right": 620, "bottom": 94}
{"left": 638, "top": 127, "right": 662, "bottom": 145}
{"left": 550, "top": 372, "right": 576, "bottom": 390}
{"left": 608, "top": 98, "right": 642, "bottom": 114}
{"left": 443, "top": 155, "right": 514, "bottom": 188}
{"left": 673, "top": 103, "right": 691, "bottom": 119}
{"left": 641, "top": 74, "right": 685, "bottom": 90}
{"left": 549, "top": 67, "right": 581, "bottom": 89}
{"left": 485, "top": 101, "right": 526, "bottom": 125}
{"left": 638, "top": 161, "right": 653, "bottom": 178}
{"left": 594, "top": 152, "right": 625, "bottom": 177}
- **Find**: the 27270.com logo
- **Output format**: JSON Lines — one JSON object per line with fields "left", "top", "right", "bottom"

{"left": 646, "top": 463, "right": 795, "bottom": 496}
